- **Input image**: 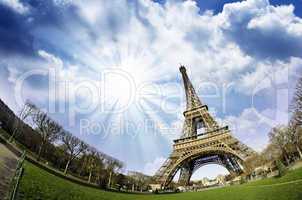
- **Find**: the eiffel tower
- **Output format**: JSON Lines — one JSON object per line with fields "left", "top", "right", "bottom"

{"left": 154, "top": 66, "right": 255, "bottom": 188}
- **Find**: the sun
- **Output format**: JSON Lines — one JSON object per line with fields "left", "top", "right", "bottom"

{"left": 103, "top": 69, "right": 135, "bottom": 107}
{"left": 102, "top": 59, "right": 152, "bottom": 110}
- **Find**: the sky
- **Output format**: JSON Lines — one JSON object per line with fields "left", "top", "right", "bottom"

{"left": 0, "top": 0, "right": 302, "bottom": 180}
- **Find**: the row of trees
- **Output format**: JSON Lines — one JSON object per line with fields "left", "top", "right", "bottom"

{"left": 244, "top": 76, "right": 302, "bottom": 176}
{"left": 267, "top": 75, "right": 302, "bottom": 166}
{"left": 0, "top": 99, "right": 157, "bottom": 192}
{"left": 0, "top": 99, "right": 126, "bottom": 189}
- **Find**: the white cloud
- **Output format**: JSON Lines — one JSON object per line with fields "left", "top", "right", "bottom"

{"left": 221, "top": 107, "right": 290, "bottom": 152}
{"left": 0, "top": 0, "right": 29, "bottom": 14}
{"left": 237, "top": 57, "right": 302, "bottom": 95}
{"left": 4, "top": 0, "right": 302, "bottom": 101}
{"left": 72, "top": 0, "right": 129, "bottom": 27}
{"left": 157, "top": 118, "right": 183, "bottom": 142}
{"left": 220, "top": 0, "right": 302, "bottom": 59}
{"left": 143, "top": 157, "right": 166, "bottom": 176}
{"left": 247, "top": 4, "right": 302, "bottom": 36}
{"left": 7, "top": 67, "right": 21, "bottom": 84}
{"left": 37, "top": 50, "right": 103, "bottom": 110}
{"left": 38, "top": 50, "right": 64, "bottom": 71}
{"left": 73, "top": 0, "right": 104, "bottom": 25}
{"left": 53, "top": 0, "right": 72, "bottom": 7}
{"left": 60, "top": 0, "right": 302, "bottom": 97}
{"left": 2, "top": 50, "right": 99, "bottom": 110}
{"left": 221, "top": 109, "right": 267, "bottom": 152}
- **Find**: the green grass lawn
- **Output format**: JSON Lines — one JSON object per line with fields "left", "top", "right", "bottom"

{"left": 245, "top": 168, "right": 302, "bottom": 186}
{"left": 19, "top": 161, "right": 302, "bottom": 200}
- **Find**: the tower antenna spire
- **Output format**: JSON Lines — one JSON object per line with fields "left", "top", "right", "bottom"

{"left": 179, "top": 65, "right": 202, "bottom": 110}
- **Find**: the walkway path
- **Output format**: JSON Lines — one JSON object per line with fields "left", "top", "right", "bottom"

{"left": 248, "top": 179, "right": 302, "bottom": 188}
{"left": 197, "top": 177, "right": 302, "bottom": 192}
{"left": 0, "top": 142, "right": 18, "bottom": 200}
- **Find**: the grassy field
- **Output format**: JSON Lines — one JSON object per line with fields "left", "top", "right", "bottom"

{"left": 19, "top": 161, "right": 302, "bottom": 200}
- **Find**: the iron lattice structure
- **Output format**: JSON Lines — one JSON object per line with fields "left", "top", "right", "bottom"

{"left": 154, "top": 66, "right": 255, "bottom": 188}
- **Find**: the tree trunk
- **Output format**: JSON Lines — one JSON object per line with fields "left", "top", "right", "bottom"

{"left": 9, "top": 127, "right": 18, "bottom": 142}
{"left": 282, "top": 148, "right": 290, "bottom": 165}
{"left": 88, "top": 170, "right": 92, "bottom": 183}
{"left": 37, "top": 144, "right": 43, "bottom": 161}
{"left": 284, "top": 154, "right": 290, "bottom": 165}
{"left": 296, "top": 145, "right": 302, "bottom": 159}
{"left": 97, "top": 174, "right": 100, "bottom": 184}
{"left": 64, "top": 160, "right": 71, "bottom": 174}
{"left": 108, "top": 171, "right": 112, "bottom": 188}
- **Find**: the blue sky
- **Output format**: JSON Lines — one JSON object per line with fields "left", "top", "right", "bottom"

{"left": 0, "top": 0, "right": 302, "bottom": 180}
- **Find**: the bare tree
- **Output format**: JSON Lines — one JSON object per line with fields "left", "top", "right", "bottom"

{"left": 292, "top": 76, "right": 302, "bottom": 125}
{"left": 262, "top": 143, "right": 282, "bottom": 164}
{"left": 105, "top": 158, "right": 124, "bottom": 188}
{"left": 0, "top": 98, "right": 125, "bottom": 184}
{"left": 243, "top": 153, "right": 264, "bottom": 175}
{"left": 288, "top": 75, "right": 302, "bottom": 159}
{"left": 269, "top": 126, "right": 290, "bottom": 165}
{"left": 288, "top": 119, "right": 302, "bottom": 159}
{"left": 33, "top": 109, "right": 62, "bottom": 161}
{"left": 95, "top": 153, "right": 106, "bottom": 187}
{"left": 84, "top": 147, "right": 99, "bottom": 183}
{"left": 9, "top": 101, "right": 36, "bottom": 142}
{"left": 62, "top": 132, "right": 88, "bottom": 174}
{"left": 128, "top": 172, "right": 151, "bottom": 192}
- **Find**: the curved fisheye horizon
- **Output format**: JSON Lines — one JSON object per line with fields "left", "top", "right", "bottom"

{"left": 0, "top": 0, "right": 302, "bottom": 199}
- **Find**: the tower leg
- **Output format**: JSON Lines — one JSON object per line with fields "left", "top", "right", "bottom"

{"left": 178, "top": 161, "right": 194, "bottom": 186}
{"left": 223, "top": 155, "right": 237, "bottom": 174}
{"left": 231, "top": 157, "right": 243, "bottom": 173}
{"left": 226, "top": 156, "right": 243, "bottom": 174}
